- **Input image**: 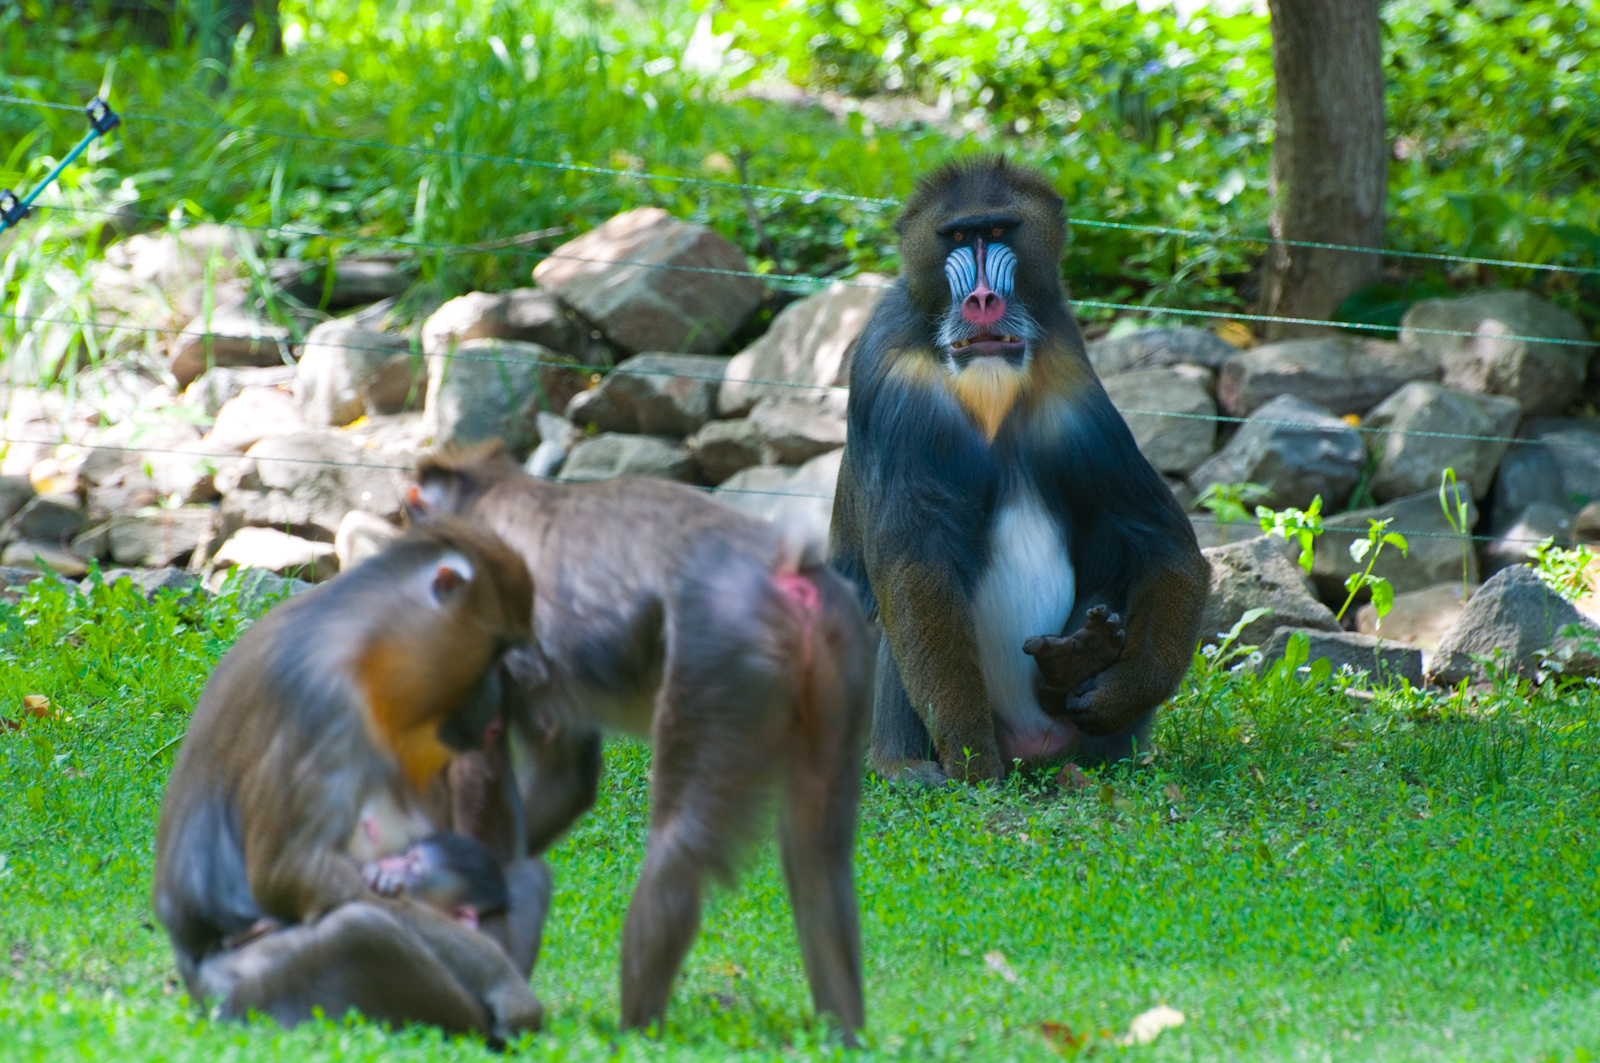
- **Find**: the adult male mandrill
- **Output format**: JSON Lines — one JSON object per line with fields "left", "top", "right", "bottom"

{"left": 831, "top": 156, "right": 1209, "bottom": 784}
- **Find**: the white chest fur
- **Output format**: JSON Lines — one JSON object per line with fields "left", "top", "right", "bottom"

{"left": 971, "top": 490, "right": 1075, "bottom": 730}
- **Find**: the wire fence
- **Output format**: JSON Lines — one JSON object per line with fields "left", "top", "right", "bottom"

{"left": 2, "top": 93, "right": 1599, "bottom": 563}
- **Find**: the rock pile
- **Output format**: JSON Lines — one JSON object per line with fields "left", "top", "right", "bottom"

{"left": 5, "top": 205, "right": 1598, "bottom": 684}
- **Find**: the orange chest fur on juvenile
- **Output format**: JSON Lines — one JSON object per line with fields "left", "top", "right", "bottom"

{"left": 356, "top": 641, "right": 478, "bottom": 792}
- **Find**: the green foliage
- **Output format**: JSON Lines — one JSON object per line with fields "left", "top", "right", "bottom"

{"left": 1256, "top": 495, "right": 1323, "bottom": 575}
{"left": 1339, "top": 518, "right": 1409, "bottom": 626}
{"left": 1192, "top": 480, "right": 1268, "bottom": 542}
{"left": 1527, "top": 536, "right": 1595, "bottom": 603}
{"left": 1438, "top": 467, "right": 1474, "bottom": 600}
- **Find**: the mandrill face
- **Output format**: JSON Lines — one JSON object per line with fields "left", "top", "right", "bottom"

{"left": 935, "top": 220, "right": 1036, "bottom": 371}
{"left": 896, "top": 157, "right": 1067, "bottom": 379}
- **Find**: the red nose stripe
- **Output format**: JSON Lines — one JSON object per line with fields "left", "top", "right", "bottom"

{"left": 961, "top": 239, "right": 1007, "bottom": 327}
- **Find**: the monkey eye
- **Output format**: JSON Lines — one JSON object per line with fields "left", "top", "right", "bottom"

{"left": 953, "top": 231, "right": 965, "bottom": 242}
{"left": 992, "top": 226, "right": 1003, "bottom": 238}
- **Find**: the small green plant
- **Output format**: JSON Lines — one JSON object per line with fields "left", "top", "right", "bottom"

{"left": 1527, "top": 537, "right": 1595, "bottom": 602}
{"left": 1336, "top": 518, "right": 1409, "bottom": 626}
{"left": 1438, "top": 467, "right": 1474, "bottom": 599}
{"left": 1256, "top": 495, "right": 1324, "bottom": 573}
{"left": 1193, "top": 481, "right": 1270, "bottom": 543}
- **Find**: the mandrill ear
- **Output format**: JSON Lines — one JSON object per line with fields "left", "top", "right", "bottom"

{"left": 430, "top": 551, "right": 475, "bottom": 603}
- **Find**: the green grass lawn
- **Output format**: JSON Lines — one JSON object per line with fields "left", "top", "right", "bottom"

{"left": 1, "top": 576, "right": 1597, "bottom": 1061}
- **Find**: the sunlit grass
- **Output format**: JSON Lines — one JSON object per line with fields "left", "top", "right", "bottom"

{"left": 0, "top": 575, "right": 1596, "bottom": 1061}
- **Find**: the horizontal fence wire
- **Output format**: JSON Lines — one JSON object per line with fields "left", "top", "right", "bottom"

{"left": 9, "top": 308, "right": 1600, "bottom": 459}
{"left": 0, "top": 432, "right": 1570, "bottom": 551}
{"left": 3, "top": 95, "right": 1599, "bottom": 561}
{"left": 12, "top": 203, "right": 1599, "bottom": 354}
{"left": 3, "top": 92, "right": 1599, "bottom": 277}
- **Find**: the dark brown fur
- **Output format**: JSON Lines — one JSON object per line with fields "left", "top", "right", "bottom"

{"left": 152, "top": 520, "right": 547, "bottom": 1042}
{"left": 409, "top": 445, "right": 874, "bottom": 1041}
{"left": 832, "top": 157, "right": 1209, "bottom": 783}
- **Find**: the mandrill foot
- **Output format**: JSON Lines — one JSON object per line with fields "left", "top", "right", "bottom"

{"left": 1023, "top": 605, "right": 1125, "bottom": 698}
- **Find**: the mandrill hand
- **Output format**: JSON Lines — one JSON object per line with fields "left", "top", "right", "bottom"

{"left": 1023, "top": 605, "right": 1125, "bottom": 700}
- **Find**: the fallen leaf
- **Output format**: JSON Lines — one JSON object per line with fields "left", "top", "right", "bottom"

{"left": 1038, "top": 1021, "right": 1085, "bottom": 1054}
{"left": 1119, "top": 1004, "right": 1185, "bottom": 1046}
{"left": 23, "top": 695, "right": 52, "bottom": 719}
{"left": 983, "top": 950, "right": 1018, "bottom": 983}
{"left": 0, "top": 718, "right": 19, "bottom": 732}
{"left": 1214, "top": 320, "right": 1254, "bottom": 348}
{"left": 1057, "top": 763, "right": 1093, "bottom": 791}
{"left": 1162, "top": 782, "right": 1185, "bottom": 804}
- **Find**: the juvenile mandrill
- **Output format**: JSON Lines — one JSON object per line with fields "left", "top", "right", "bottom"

{"left": 831, "top": 156, "right": 1209, "bottom": 784}
{"left": 153, "top": 522, "right": 547, "bottom": 1042}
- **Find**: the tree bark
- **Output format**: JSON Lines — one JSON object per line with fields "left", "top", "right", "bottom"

{"left": 1261, "top": 0, "right": 1387, "bottom": 337}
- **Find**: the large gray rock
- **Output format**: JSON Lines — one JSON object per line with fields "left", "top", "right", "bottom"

{"left": 557, "top": 434, "right": 697, "bottom": 483}
{"left": 533, "top": 208, "right": 762, "bottom": 355}
{"left": 0, "top": 541, "right": 88, "bottom": 578}
{"left": 213, "top": 526, "right": 339, "bottom": 583}
{"left": 714, "top": 447, "right": 843, "bottom": 546}
{"left": 421, "top": 288, "right": 586, "bottom": 359}
{"left": 424, "top": 339, "right": 583, "bottom": 455}
{"left": 523, "top": 412, "right": 580, "bottom": 479}
{"left": 1310, "top": 486, "right": 1479, "bottom": 606}
{"left": 4, "top": 494, "right": 86, "bottom": 544}
{"left": 218, "top": 432, "right": 407, "bottom": 543}
{"left": 1489, "top": 419, "right": 1600, "bottom": 530}
{"left": 1354, "top": 581, "right": 1473, "bottom": 648}
{"left": 564, "top": 353, "right": 728, "bottom": 437}
{"left": 69, "top": 363, "right": 175, "bottom": 425}
{"left": 207, "top": 385, "right": 306, "bottom": 453}
{"left": 748, "top": 396, "right": 848, "bottom": 465}
{"left": 183, "top": 365, "right": 297, "bottom": 416}
{"left": 168, "top": 304, "right": 298, "bottom": 391}
{"left": 271, "top": 258, "right": 412, "bottom": 310}
{"left": 1428, "top": 564, "right": 1598, "bottom": 685}
{"left": 1085, "top": 327, "right": 1236, "bottom": 378}
{"left": 107, "top": 507, "right": 217, "bottom": 567}
{"left": 1482, "top": 502, "right": 1572, "bottom": 577}
{"left": 1402, "top": 290, "right": 1594, "bottom": 417}
{"left": 2, "top": 389, "right": 99, "bottom": 476}
{"left": 295, "top": 321, "right": 418, "bottom": 426}
{"left": 718, "top": 277, "right": 887, "bottom": 416}
{"left": 1103, "top": 365, "right": 1216, "bottom": 477}
{"left": 688, "top": 418, "right": 764, "bottom": 485}
{"left": 1362, "top": 382, "right": 1520, "bottom": 503}
{"left": 334, "top": 511, "right": 401, "bottom": 571}
{"left": 1198, "top": 535, "right": 1339, "bottom": 648}
{"left": 1187, "top": 395, "right": 1366, "bottom": 511}
{"left": 1217, "top": 337, "right": 1438, "bottom": 418}
{"left": 101, "top": 566, "right": 203, "bottom": 599}
{"left": 1258, "top": 628, "right": 1424, "bottom": 686}
{"left": 0, "top": 476, "right": 35, "bottom": 524}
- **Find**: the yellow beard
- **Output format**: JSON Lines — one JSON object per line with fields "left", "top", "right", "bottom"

{"left": 950, "top": 358, "right": 1028, "bottom": 441}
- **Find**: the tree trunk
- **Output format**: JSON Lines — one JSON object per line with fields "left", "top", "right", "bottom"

{"left": 1261, "top": 0, "right": 1387, "bottom": 338}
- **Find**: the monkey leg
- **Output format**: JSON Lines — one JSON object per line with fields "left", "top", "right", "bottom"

{"left": 871, "top": 562, "right": 1003, "bottom": 781}
{"left": 867, "top": 635, "right": 948, "bottom": 786}
{"left": 477, "top": 857, "right": 552, "bottom": 980}
{"left": 1023, "top": 604, "right": 1126, "bottom": 697}
{"left": 372, "top": 895, "right": 545, "bottom": 1040}
{"left": 1055, "top": 559, "right": 1208, "bottom": 745}
{"left": 777, "top": 707, "right": 867, "bottom": 1039}
{"left": 199, "top": 901, "right": 491, "bottom": 1035}
{"left": 517, "top": 726, "right": 602, "bottom": 856}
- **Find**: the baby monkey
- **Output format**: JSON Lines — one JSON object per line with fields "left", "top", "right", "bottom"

{"left": 363, "top": 832, "right": 508, "bottom": 931}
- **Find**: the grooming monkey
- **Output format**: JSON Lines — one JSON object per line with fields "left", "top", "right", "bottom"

{"left": 407, "top": 445, "right": 874, "bottom": 1041}
{"left": 152, "top": 521, "right": 548, "bottom": 1041}
{"left": 831, "top": 156, "right": 1209, "bottom": 783}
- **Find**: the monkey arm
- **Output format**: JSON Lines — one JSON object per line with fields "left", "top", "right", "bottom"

{"left": 1053, "top": 556, "right": 1208, "bottom": 736}
{"left": 869, "top": 558, "right": 1001, "bottom": 780}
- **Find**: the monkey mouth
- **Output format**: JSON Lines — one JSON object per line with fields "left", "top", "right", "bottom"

{"left": 948, "top": 333, "right": 1027, "bottom": 362}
